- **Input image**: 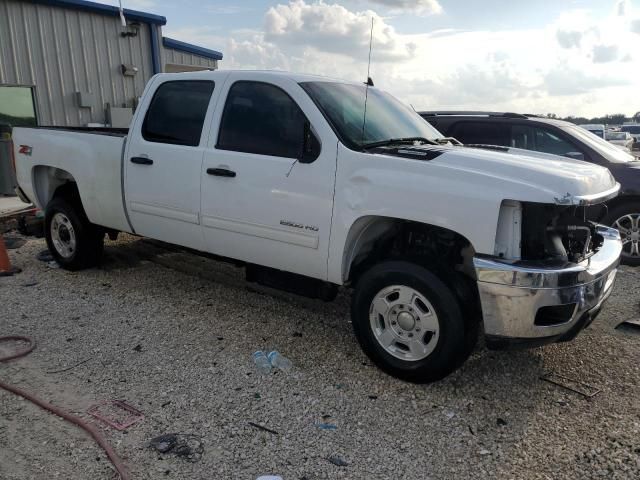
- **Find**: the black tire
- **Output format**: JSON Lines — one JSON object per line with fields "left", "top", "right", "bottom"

{"left": 602, "top": 202, "right": 640, "bottom": 267}
{"left": 45, "top": 196, "right": 104, "bottom": 270}
{"left": 351, "top": 261, "right": 467, "bottom": 383}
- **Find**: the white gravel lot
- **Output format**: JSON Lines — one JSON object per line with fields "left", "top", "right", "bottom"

{"left": 1, "top": 233, "right": 639, "bottom": 480}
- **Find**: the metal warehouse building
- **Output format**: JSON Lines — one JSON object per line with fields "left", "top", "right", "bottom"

{"left": 0, "top": 0, "right": 224, "bottom": 128}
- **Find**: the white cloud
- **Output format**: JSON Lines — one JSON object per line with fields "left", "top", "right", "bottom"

{"left": 592, "top": 44, "right": 619, "bottom": 63}
{"left": 556, "top": 29, "right": 583, "bottom": 48}
{"left": 166, "top": 1, "right": 640, "bottom": 117}
{"left": 264, "top": 1, "right": 416, "bottom": 62}
{"left": 366, "top": 0, "right": 442, "bottom": 16}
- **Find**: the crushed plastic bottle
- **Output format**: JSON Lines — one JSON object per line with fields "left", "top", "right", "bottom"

{"left": 267, "top": 351, "right": 292, "bottom": 371}
{"left": 252, "top": 351, "right": 272, "bottom": 374}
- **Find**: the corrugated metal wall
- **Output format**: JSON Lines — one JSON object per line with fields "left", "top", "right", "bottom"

{"left": 0, "top": 0, "right": 155, "bottom": 126}
{"left": 161, "top": 48, "right": 218, "bottom": 70}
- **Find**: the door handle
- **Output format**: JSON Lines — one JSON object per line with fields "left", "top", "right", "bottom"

{"left": 207, "top": 167, "right": 236, "bottom": 178}
{"left": 130, "top": 156, "right": 153, "bottom": 165}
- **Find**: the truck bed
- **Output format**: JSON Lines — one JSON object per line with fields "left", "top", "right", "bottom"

{"left": 22, "top": 126, "right": 128, "bottom": 137}
{"left": 12, "top": 126, "right": 131, "bottom": 233}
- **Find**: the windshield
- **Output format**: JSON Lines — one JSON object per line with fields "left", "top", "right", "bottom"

{"left": 606, "top": 132, "right": 627, "bottom": 141}
{"left": 564, "top": 125, "right": 635, "bottom": 163}
{"left": 621, "top": 125, "right": 640, "bottom": 134}
{"left": 300, "top": 81, "right": 442, "bottom": 149}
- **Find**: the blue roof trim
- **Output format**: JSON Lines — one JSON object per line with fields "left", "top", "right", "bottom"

{"left": 162, "top": 37, "right": 223, "bottom": 61}
{"left": 32, "top": 0, "right": 167, "bottom": 25}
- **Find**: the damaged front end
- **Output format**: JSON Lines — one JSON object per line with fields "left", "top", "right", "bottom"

{"left": 473, "top": 195, "right": 622, "bottom": 350}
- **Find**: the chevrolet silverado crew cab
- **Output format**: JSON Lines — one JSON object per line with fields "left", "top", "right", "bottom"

{"left": 11, "top": 71, "right": 622, "bottom": 382}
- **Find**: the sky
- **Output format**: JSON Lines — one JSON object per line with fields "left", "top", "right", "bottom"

{"left": 104, "top": 0, "right": 640, "bottom": 117}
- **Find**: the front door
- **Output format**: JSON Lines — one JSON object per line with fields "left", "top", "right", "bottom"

{"left": 125, "top": 78, "right": 219, "bottom": 250}
{"left": 200, "top": 74, "right": 337, "bottom": 280}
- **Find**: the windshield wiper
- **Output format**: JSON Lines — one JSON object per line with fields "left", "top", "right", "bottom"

{"left": 360, "top": 137, "right": 438, "bottom": 150}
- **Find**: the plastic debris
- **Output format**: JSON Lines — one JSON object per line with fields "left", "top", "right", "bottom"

{"left": 267, "top": 351, "right": 292, "bottom": 371}
{"left": 248, "top": 421, "right": 279, "bottom": 435}
{"left": 616, "top": 318, "right": 640, "bottom": 335}
{"left": 253, "top": 351, "right": 272, "bottom": 374}
{"left": 327, "top": 454, "right": 348, "bottom": 467}
{"left": 316, "top": 423, "right": 338, "bottom": 431}
{"left": 149, "top": 433, "right": 204, "bottom": 462}
{"left": 256, "top": 476, "right": 283, "bottom": 480}
{"left": 87, "top": 400, "right": 144, "bottom": 430}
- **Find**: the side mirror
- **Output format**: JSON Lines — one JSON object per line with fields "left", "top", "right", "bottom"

{"left": 564, "top": 151, "right": 585, "bottom": 161}
{"left": 300, "top": 121, "right": 321, "bottom": 164}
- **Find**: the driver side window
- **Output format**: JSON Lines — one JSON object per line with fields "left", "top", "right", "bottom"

{"left": 217, "top": 81, "right": 307, "bottom": 159}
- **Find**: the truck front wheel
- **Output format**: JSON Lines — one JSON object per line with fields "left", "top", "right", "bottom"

{"left": 351, "top": 261, "right": 466, "bottom": 383}
{"left": 45, "top": 197, "right": 104, "bottom": 270}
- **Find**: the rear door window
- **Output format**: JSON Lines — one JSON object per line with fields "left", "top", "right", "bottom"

{"left": 142, "top": 80, "right": 215, "bottom": 147}
{"left": 217, "top": 81, "right": 306, "bottom": 158}
{"left": 449, "top": 122, "right": 510, "bottom": 146}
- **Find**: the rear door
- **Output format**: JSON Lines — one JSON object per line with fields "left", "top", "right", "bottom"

{"left": 124, "top": 77, "right": 221, "bottom": 250}
{"left": 199, "top": 74, "right": 337, "bottom": 280}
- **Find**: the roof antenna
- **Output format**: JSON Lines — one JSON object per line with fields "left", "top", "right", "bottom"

{"left": 361, "top": 17, "right": 374, "bottom": 144}
{"left": 118, "top": 0, "right": 127, "bottom": 27}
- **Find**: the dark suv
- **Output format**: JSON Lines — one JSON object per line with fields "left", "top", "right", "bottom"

{"left": 420, "top": 111, "right": 640, "bottom": 265}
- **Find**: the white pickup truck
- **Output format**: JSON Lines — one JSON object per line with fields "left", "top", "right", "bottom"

{"left": 11, "top": 70, "right": 622, "bottom": 382}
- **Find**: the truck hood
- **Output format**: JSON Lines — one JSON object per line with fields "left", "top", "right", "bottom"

{"left": 370, "top": 143, "right": 619, "bottom": 205}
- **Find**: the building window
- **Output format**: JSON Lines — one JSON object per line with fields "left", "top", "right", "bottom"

{"left": 0, "top": 86, "right": 37, "bottom": 127}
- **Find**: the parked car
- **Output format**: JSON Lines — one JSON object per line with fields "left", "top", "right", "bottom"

{"left": 606, "top": 131, "right": 634, "bottom": 151}
{"left": 420, "top": 111, "right": 640, "bottom": 265}
{"left": 580, "top": 123, "right": 606, "bottom": 138}
{"left": 10, "top": 72, "right": 622, "bottom": 382}
{"left": 620, "top": 124, "right": 640, "bottom": 150}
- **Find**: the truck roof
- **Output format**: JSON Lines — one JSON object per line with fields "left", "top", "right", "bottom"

{"left": 157, "top": 69, "right": 361, "bottom": 86}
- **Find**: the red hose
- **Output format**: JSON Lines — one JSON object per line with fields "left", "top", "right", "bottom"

{"left": 0, "top": 336, "right": 131, "bottom": 480}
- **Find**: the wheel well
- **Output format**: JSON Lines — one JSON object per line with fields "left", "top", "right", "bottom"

{"left": 601, "top": 195, "right": 640, "bottom": 219}
{"left": 344, "top": 217, "right": 477, "bottom": 284}
{"left": 32, "top": 166, "right": 79, "bottom": 209}
{"left": 344, "top": 217, "right": 481, "bottom": 324}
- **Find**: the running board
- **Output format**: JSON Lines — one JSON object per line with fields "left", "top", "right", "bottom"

{"left": 245, "top": 264, "right": 338, "bottom": 301}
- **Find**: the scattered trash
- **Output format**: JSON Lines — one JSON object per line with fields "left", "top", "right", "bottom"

{"left": 479, "top": 449, "right": 491, "bottom": 456}
{"left": 149, "top": 433, "right": 204, "bottom": 462}
{"left": 327, "top": 454, "right": 348, "bottom": 467}
{"left": 3, "top": 235, "right": 26, "bottom": 250}
{"left": 444, "top": 411, "right": 455, "bottom": 419}
{"left": 368, "top": 395, "right": 378, "bottom": 400}
{"left": 497, "top": 418, "right": 507, "bottom": 427}
{"left": 36, "top": 249, "right": 54, "bottom": 262}
{"left": 253, "top": 351, "right": 272, "bottom": 374}
{"left": 540, "top": 371, "right": 601, "bottom": 398}
{"left": 87, "top": 400, "right": 144, "bottom": 430}
{"left": 254, "top": 392, "right": 261, "bottom": 399}
{"left": 268, "top": 350, "right": 292, "bottom": 371}
{"left": 316, "top": 423, "right": 338, "bottom": 431}
{"left": 616, "top": 318, "right": 640, "bottom": 335}
{"left": 256, "top": 476, "right": 283, "bottom": 480}
{"left": 248, "top": 421, "right": 279, "bottom": 435}
{"left": 46, "top": 358, "right": 91, "bottom": 374}
{"left": 46, "top": 260, "right": 60, "bottom": 269}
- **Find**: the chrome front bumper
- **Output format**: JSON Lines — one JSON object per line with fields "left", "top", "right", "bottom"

{"left": 474, "top": 226, "right": 622, "bottom": 348}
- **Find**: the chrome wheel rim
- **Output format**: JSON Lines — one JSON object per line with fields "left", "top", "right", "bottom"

{"left": 613, "top": 213, "right": 640, "bottom": 259}
{"left": 369, "top": 285, "right": 440, "bottom": 362}
{"left": 50, "top": 213, "right": 76, "bottom": 259}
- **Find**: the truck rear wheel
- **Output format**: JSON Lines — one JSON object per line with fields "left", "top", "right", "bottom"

{"left": 351, "top": 261, "right": 466, "bottom": 383}
{"left": 45, "top": 197, "right": 104, "bottom": 270}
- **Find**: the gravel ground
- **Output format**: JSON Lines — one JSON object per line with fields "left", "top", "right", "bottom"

{"left": 1, "top": 233, "right": 639, "bottom": 480}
